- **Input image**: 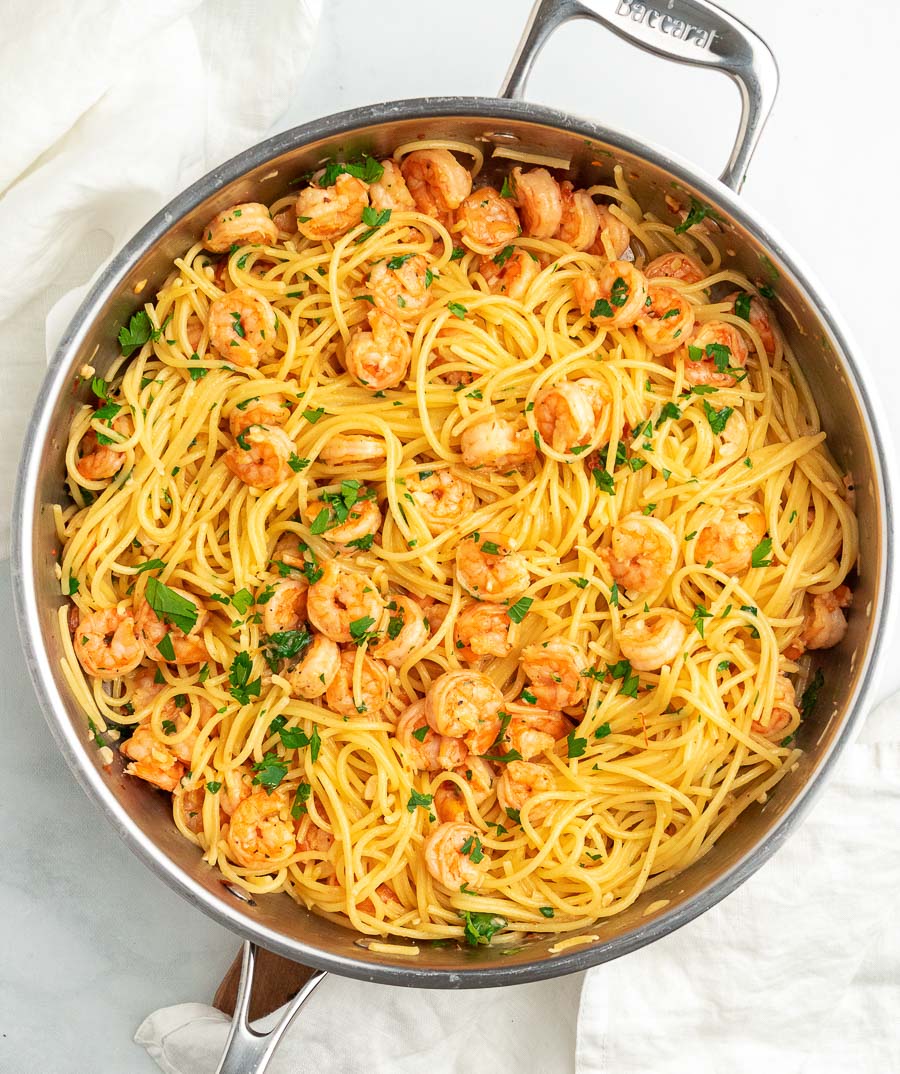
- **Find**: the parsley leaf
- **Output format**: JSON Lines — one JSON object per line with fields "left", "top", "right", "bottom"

{"left": 264, "top": 628, "right": 311, "bottom": 672}
{"left": 229, "top": 651, "right": 261, "bottom": 706}
{"left": 799, "top": 668, "right": 824, "bottom": 720}
{"left": 702, "top": 400, "right": 733, "bottom": 435}
{"left": 447, "top": 302, "right": 467, "bottom": 320}
{"left": 117, "top": 311, "right": 154, "bottom": 356}
{"left": 318, "top": 156, "right": 384, "bottom": 187}
{"left": 251, "top": 752, "right": 288, "bottom": 793}
{"left": 751, "top": 537, "right": 773, "bottom": 568}
{"left": 145, "top": 577, "right": 198, "bottom": 635}
{"left": 407, "top": 789, "right": 434, "bottom": 813}
{"left": 674, "top": 197, "right": 713, "bottom": 235}
{"left": 691, "top": 603, "right": 712, "bottom": 638}
{"left": 567, "top": 731, "right": 587, "bottom": 758}
{"left": 462, "top": 911, "right": 507, "bottom": 947}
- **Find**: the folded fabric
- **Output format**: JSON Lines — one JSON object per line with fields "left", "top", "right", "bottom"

{"left": 0, "top": 0, "right": 321, "bottom": 556}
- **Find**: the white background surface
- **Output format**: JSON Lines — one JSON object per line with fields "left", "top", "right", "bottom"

{"left": 2, "top": 1, "right": 899, "bottom": 1072}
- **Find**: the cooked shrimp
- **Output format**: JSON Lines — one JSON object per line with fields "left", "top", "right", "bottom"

{"left": 400, "top": 149, "right": 473, "bottom": 217}
{"left": 306, "top": 560, "right": 385, "bottom": 644}
{"left": 121, "top": 725, "right": 184, "bottom": 792}
{"left": 262, "top": 578, "right": 308, "bottom": 635}
{"left": 521, "top": 638, "right": 589, "bottom": 709}
{"left": 76, "top": 413, "right": 133, "bottom": 481}
{"left": 174, "top": 784, "right": 206, "bottom": 834}
{"left": 460, "top": 415, "right": 536, "bottom": 471}
{"left": 271, "top": 532, "right": 307, "bottom": 570}
{"left": 426, "top": 669, "right": 504, "bottom": 755}
{"left": 454, "top": 602, "right": 513, "bottom": 664}
{"left": 434, "top": 758, "right": 495, "bottom": 823}
{"left": 637, "top": 282, "right": 696, "bottom": 356}
{"left": 511, "top": 167, "right": 562, "bottom": 238}
{"left": 555, "top": 182, "right": 600, "bottom": 250}
{"left": 226, "top": 789, "right": 296, "bottom": 869}
{"left": 421, "top": 597, "right": 452, "bottom": 636}
{"left": 456, "top": 531, "right": 530, "bottom": 603}
{"left": 575, "top": 261, "right": 649, "bottom": 329}
{"left": 295, "top": 172, "right": 369, "bottom": 241}
{"left": 424, "top": 821, "right": 487, "bottom": 890}
{"left": 223, "top": 423, "right": 294, "bottom": 489}
{"left": 725, "top": 291, "right": 778, "bottom": 356}
{"left": 801, "top": 586, "right": 852, "bottom": 650}
{"left": 752, "top": 673, "right": 796, "bottom": 736}
{"left": 496, "top": 760, "right": 554, "bottom": 825}
{"left": 478, "top": 248, "right": 540, "bottom": 302}
{"left": 296, "top": 813, "right": 335, "bottom": 860}
{"left": 534, "top": 381, "right": 595, "bottom": 453}
{"left": 502, "top": 704, "right": 570, "bottom": 761}
{"left": 325, "top": 649, "right": 391, "bottom": 716}
{"left": 344, "top": 310, "right": 412, "bottom": 391}
{"left": 604, "top": 513, "right": 679, "bottom": 594}
{"left": 74, "top": 608, "right": 143, "bottom": 680}
{"left": 695, "top": 507, "right": 766, "bottom": 575}
{"left": 208, "top": 288, "right": 277, "bottom": 366}
{"left": 456, "top": 186, "right": 520, "bottom": 252}
{"left": 228, "top": 395, "right": 289, "bottom": 437}
{"left": 618, "top": 612, "right": 688, "bottom": 671}
{"left": 572, "top": 377, "right": 613, "bottom": 443}
{"left": 319, "top": 434, "right": 387, "bottom": 467}
{"left": 588, "top": 205, "right": 631, "bottom": 259}
{"left": 715, "top": 408, "right": 748, "bottom": 461}
{"left": 368, "top": 255, "right": 430, "bottom": 323}
{"left": 304, "top": 485, "right": 381, "bottom": 545}
{"left": 135, "top": 587, "right": 208, "bottom": 664}
{"left": 373, "top": 595, "right": 429, "bottom": 666}
{"left": 681, "top": 321, "right": 749, "bottom": 388}
{"left": 395, "top": 699, "right": 468, "bottom": 771}
{"left": 368, "top": 159, "right": 416, "bottom": 212}
{"left": 405, "top": 468, "right": 475, "bottom": 532}
{"left": 203, "top": 203, "right": 278, "bottom": 253}
{"left": 284, "top": 633, "right": 341, "bottom": 699}
{"left": 645, "top": 252, "right": 706, "bottom": 285}
{"left": 221, "top": 766, "right": 253, "bottom": 816}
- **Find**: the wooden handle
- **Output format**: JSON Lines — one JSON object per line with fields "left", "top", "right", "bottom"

{"left": 213, "top": 946, "right": 320, "bottom": 1021}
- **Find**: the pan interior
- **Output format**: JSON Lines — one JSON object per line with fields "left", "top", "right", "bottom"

{"left": 16, "top": 100, "right": 887, "bottom": 986}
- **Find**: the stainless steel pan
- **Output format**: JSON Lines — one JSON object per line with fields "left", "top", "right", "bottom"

{"left": 11, "top": 2, "right": 895, "bottom": 1071}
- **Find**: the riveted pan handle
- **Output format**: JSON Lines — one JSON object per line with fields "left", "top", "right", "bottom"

{"left": 214, "top": 942, "right": 327, "bottom": 1074}
{"left": 500, "top": 0, "right": 778, "bottom": 192}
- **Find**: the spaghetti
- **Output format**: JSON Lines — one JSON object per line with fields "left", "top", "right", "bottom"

{"left": 55, "top": 143, "right": 856, "bottom": 945}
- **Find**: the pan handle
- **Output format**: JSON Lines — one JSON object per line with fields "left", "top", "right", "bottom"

{"left": 214, "top": 942, "right": 327, "bottom": 1074}
{"left": 499, "top": 0, "right": 778, "bottom": 192}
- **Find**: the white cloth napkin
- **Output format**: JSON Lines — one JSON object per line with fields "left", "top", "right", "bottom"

{"left": 0, "top": 0, "right": 320, "bottom": 557}
{"left": 4, "top": 4, "right": 899, "bottom": 1070}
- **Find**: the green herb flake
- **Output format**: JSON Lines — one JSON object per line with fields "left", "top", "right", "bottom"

{"left": 506, "top": 596, "right": 533, "bottom": 624}
{"left": 145, "top": 576, "right": 198, "bottom": 635}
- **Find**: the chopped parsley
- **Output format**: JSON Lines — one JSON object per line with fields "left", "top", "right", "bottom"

{"left": 751, "top": 537, "right": 773, "bottom": 568}
{"left": 447, "top": 301, "right": 467, "bottom": 320}
{"left": 462, "top": 911, "right": 507, "bottom": 947}
{"left": 251, "top": 752, "right": 288, "bottom": 793}
{"left": 407, "top": 789, "right": 434, "bottom": 813}
{"left": 691, "top": 603, "right": 712, "bottom": 638}
{"left": 318, "top": 156, "right": 384, "bottom": 187}
{"left": 799, "top": 668, "right": 824, "bottom": 720}
{"left": 229, "top": 651, "right": 261, "bottom": 706}
{"left": 117, "top": 310, "right": 154, "bottom": 356}
{"left": 145, "top": 577, "right": 198, "bottom": 635}
{"left": 702, "top": 400, "right": 733, "bottom": 435}
{"left": 566, "top": 731, "right": 587, "bottom": 758}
